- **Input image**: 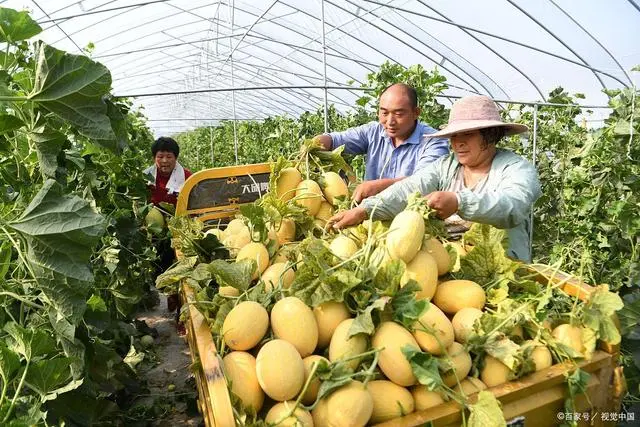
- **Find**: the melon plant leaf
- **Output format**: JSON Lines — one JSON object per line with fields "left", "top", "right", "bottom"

{"left": 28, "top": 130, "right": 66, "bottom": 178}
{"left": 348, "top": 297, "right": 388, "bottom": 338}
{"left": 468, "top": 391, "right": 507, "bottom": 427}
{"left": 10, "top": 179, "right": 106, "bottom": 283}
{"left": 208, "top": 259, "right": 254, "bottom": 291}
{"left": 582, "top": 285, "right": 624, "bottom": 345}
{"left": 4, "top": 322, "right": 56, "bottom": 360}
{"left": 24, "top": 357, "right": 75, "bottom": 399}
{"left": 401, "top": 345, "right": 443, "bottom": 391}
{"left": 28, "top": 42, "right": 115, "bottom": 142}
{"left": 391, "top": 281, "right": 428, "bottom": 330}
{"left": 0, "top": 240, "right": 11, "bottom": 279}
{"left": 458, "top": 224, "right": 518, "bottom": 286}
{"left": 0, "top": 8, "right": 42, "bottom": 43}
{"left": 155, "top": 256, "right": 198, "bottom": 294}
{"left": 0, "top": 114, "right": 25, "bottom": 133}
{"left": 374, "top": 259, "right": 405, "bottom": 295}
{"left": 619, "top": 291, "right": 640, "bottom": 339}
{"left": 0, "top": 343, "right": 21, "bottom": 383}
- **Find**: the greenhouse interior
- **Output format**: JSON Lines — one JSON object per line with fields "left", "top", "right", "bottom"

{"left": 0, "top": 1, "right": 638, "bottom": 426}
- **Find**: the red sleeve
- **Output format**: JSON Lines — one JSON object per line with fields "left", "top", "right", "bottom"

{"left": 184, "top": 168, "right": 193, "bottom": 179}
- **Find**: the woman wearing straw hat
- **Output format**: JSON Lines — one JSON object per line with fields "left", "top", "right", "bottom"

{"left": 328, "top": 95, "right": 541, "bottom": 262}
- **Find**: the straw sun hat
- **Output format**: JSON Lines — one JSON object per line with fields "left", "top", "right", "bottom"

{"left": 429, "top": 95, "right": 528, "bottom": 138}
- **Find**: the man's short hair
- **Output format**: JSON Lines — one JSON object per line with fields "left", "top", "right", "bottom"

{"left": 380, "top": 83, "right": 418, "bottom": 109}
{"left": 152, "top": 137, "right": 180, "bottom": 157}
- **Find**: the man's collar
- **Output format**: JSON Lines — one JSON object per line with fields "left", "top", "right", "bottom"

{"left": 381, "top": 121, "right": 422, "bottom": 145}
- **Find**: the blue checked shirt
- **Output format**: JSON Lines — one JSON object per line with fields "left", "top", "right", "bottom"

{"left": 328, "top": 121, "right": 449, "bottom": 181}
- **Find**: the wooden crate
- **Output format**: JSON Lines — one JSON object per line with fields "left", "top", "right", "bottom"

{"left": 175, "top": 165, "right": 625, "bottom": 427}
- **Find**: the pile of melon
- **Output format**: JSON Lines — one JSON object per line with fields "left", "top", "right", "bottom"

{"left": 185, "top": 164, "right": 613, "bottom": 427}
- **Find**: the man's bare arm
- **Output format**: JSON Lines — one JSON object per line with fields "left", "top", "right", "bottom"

{"left": 313, "top": 134, "right": 333, "bottom": 150}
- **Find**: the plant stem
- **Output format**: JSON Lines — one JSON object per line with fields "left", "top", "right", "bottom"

{"left": 2, "top": 358, "right": 30, "bottom": 423}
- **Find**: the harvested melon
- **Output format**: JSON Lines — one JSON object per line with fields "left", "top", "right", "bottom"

{"left": 145, "top": 207, "right": 165, "bottom": 230}
{"left": 372, "top": 322, "right": 419, "bottom": 386}
{"left": 433, "top": 280, "right": 486, "bottom": 314}
{"left": 222, "top": 351, "right": 264, "bottom": 412}
{"left": 256, "top": 339, "right": 304, "bottom": 401}
{"left": 326, "top": 381, "right": 373, "bottom": 427}
{"left": 322, "top": 171, "right": 349, "bottom": 206}
{"left": 276, "top": 167, "right": 303, "bottom": 201}
{"left": 236, "top": 242, "right": 270, "bottom": 280}
{"left": 367, "top": 380, "right": 415, "bottom": 423}
{"left": 422, "top": 238, "right": 451, "bottom": 276}
{"left": 315, "top": 201, "right": 334, "bottom": 228}
{"left": 451, "top": 307, "right": 483, "bottom": 343}
{"left": 481, "top": 355, "right": 512, "bottom": 387}
{"left": 314, "top": 301, "right": 351, "bottom": 348}
{"left": 401, "top": 250, "right": 438, "bottom": 300}
{"left": 301, "top": 355, "right": 328, "bottom": 405}
{"left": 552, "top": 324, "right": 586, "bottom": 356}
{"left": 330, "top": 234, "right": 359, "bottom": 260}
{"left": 523, "top": 340, "right": 553, "bottom": 371}
{"left": 261, "top": 262, "right": 295, "bottom": 291}
{"left": 271, "top": 297, "right": 318, "bottom": 357}
{"left": 272, "top": 218, "right": 296, "bottom": 245}
{"left": 329, "top": 319, "right": 367, "bottom": 371}
{"left": 440, "top": 342, "right": 472, "bottom": 387}
{"left": 295, "top": 179, "right": 323, "bottom": 216}
{"left": 219, "top": 286, "right": 240, "bottom": 297}
{"left": 412, "top": 304, "right": 455, "bottom": 355}
{"left": 222, "top": 301, "right": 269, "bottom": 350}
{"left": 204, "top": 227, "right": 224, "bottom": 240}
{"left": 411, "top": 386, "right": 445, "bottom": 411}
{"left": 453, "top": 377, "right": 487, "bottom": 397}
{"left": 386, "top": 210, "right": 424, "bottom": 262}
{"left": 225, "top": 218, "right": 246, "bottom": 235}
{"left": 312, "top": 397, "right": 329, "bottom": 427}
{"left": 265, "top": 401, "right": 313, "bottom": 427}
{"left": 223, "top": 225, "right": 251, "bottom": 257}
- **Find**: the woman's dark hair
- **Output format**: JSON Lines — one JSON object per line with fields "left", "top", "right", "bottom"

{"left": 480, "top": 127, "right": 506, "bottom": 147}
{"left": 152, "top": 137, "right": 180, "bottom": 157}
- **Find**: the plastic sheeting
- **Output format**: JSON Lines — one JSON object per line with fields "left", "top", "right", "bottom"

{"left": 3, "top": 0, "right": 639, "bottom": 135}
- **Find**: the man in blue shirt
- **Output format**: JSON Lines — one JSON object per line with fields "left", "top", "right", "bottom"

{"left": 313, "top": 83, "right": 449, "bottom": 202}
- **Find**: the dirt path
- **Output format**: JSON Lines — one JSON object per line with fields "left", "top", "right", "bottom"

{"left": 132, "top": 292, "right": 203, "bottom": 426}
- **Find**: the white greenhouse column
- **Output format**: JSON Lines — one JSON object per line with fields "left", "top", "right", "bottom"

{"left": 530, "top": 103, "right": 538, "bottom": 259}
{"left": 230, "top": 0, "right": 239, "bottom": 164}
{"left": 321, "top": 0, "right": 329, "bottom": 133}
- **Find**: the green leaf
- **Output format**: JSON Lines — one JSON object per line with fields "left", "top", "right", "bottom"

{"left": 240, "top": 203, "right": 269, "bottom": 243}
{"left": 315, "top": 361, "right": 354, "bottom": 400}
{"left": 28, "top": 42, "right": 116, "bottom": 142}
{"left": 564, "top": 368, "right": 590, "bottom": 414}
{"left": 468, "top": 391, "right": 506, "bottom": 427}
{"left": 208, "top": 259, "right": 254, "bottom": 291}
{"left": 348, "top": 297, "right": 388, "bottom": 337}
{"left": 402, "top": 345, "right": 443, "bottom": 391}
{"left": 0, "top": 343, "right": 21, "bottom": 383}
{"left": 0, "top": 240, "right": 11, "bottom": 280}
{"left": 28, "top": 130, "right": 66, "bottom": 178}
{"left": 391, "top": 282, "right": 428, "bottom": 330}
{"left": 0, "top": 8, "right": 42, "bottom": 42}
{"left": 484, "top": 334, "right": 520, "bottom": 371}
{"left": 24, "top": 357, "right": 74, "bottom": 399}
{"left": 0, "top": 114, "right": 25, "bottom": 133}
{"left": 582, "top": 285, "right": 624, "bottom": 344}
{"left": 155, "top": 256, "right": 199, "bottom": 294}
{"left": 458, "top": 224, "right": 518, "bottom": 286}
{"left": 292, "top": 269, "right": 361, "bottom": 307}
{"left": 619, "top": 291, "right": 640, "bottom": 339}
{"left": 4, "top": 322, "right": 56, "bottom": 360}
{"left": 373, "top": 259, "right": 405, "bottom": 294}
{"left": 87, "top": 294, "right": 107, "bottom": 312}
{"left": 10, "top": 180, "right": 106, "bottom": 282}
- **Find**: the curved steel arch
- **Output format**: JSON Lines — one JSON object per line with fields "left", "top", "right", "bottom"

{"left": 417, "top": 0, "right": 546, "bottom": 100}
{"left": 329, "top": 0, "right": 488, "bottom": 96}
{"left": 548, "top": 0, "right": 632, "bottom": 86}
{"left": 506, "top": 0, "right": 607, "bottom": 90}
